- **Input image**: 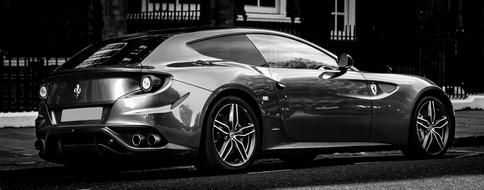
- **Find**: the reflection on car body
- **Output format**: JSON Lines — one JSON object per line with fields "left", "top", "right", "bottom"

{"left": 35, "top": 27, "right": 455, "bottom": 172}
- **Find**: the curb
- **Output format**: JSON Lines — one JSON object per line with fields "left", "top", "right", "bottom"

{"left": 0, "top": 112, "right": 37, "bottom": 128}
{"left": 0, "top": 111, "right": 37, "bottom": 117}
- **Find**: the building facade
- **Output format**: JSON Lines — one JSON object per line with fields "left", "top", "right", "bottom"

{"left": 1, "top": 0, "right": 483, "bottom": 112}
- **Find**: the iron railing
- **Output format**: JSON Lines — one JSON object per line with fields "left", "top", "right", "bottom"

{"left": 127, "top": 0, "right": 201, "bottom": 33}
{"left": 1, "top": 57, "right": 66, "bottom": 112}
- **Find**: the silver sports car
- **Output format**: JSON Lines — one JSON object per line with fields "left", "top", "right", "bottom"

{"left": 35, "top": 28, "right": 454, "bottom": 172}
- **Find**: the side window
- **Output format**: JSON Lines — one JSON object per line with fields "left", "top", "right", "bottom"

{"left": 188, "top": 35, "right": 267, "bottom": 67}
{"left": 246, "top": 34, "right": 338, "bottom": 69}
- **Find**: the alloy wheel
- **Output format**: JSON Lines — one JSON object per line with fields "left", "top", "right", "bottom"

{"left": 415, "top": 99, "right": 450, "bottom": 155}
{"left": 212, "top": 103, "right": 256, "bottom": 167}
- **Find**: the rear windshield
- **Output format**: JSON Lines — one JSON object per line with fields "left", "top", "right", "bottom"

{"left": 57, "top": 36, "right": 164, "bottom": 70}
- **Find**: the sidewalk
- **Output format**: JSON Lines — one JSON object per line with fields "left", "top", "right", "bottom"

{"left": 453, "top": 110, "right": 484, "bottom": 147}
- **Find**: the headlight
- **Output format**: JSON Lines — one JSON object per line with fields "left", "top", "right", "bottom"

{"left": 39, "top": 85, "right": 48, "bottom": 100}
{"left": 140, "top": 75, "right": 162, "bottom": 93}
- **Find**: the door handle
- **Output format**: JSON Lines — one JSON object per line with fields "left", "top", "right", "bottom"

{"left": 275, "top": 82, "right": 286, "bottom": 90}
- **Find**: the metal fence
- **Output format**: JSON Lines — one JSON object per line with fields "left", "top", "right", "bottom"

{"left": 127, "top": 0, "right": 201, "bottom": 33}
{"left": 1, "top": 57, "right": 66, "bottom": 112}
{"left": 390, "top": 34, "right": 471, "bottom": 99}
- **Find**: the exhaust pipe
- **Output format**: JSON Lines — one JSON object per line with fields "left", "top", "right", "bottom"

{"left": 131, "top": 134, "right": 145, "bottom": 147}
{"left": 34, "top": 139, "right": 46, "bottom": 153}
{"left": 147, "top": 134, "right": 161, "bottom": 146}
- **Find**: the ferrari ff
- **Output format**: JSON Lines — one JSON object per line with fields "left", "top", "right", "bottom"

{"left": 35, "top": 27, "right": 454, "bottom": 172}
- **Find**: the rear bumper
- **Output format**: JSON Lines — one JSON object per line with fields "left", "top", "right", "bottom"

{"left": 34, "top": 79, "right": 212, "bottom": 166}
{"left": 36, "top": 125, "right": 196, "bottom": 166}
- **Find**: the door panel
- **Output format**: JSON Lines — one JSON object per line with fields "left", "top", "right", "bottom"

{"left": 270, "top": 68, "right": 372, "bottom": 142}
{"left": 246, "top": 33, "right": 372, "bottom": 142}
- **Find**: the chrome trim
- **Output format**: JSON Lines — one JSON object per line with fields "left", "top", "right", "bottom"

{"left": 50, "top": 110, "right": 57, "bottom": 125}
{"left": 147, "top": 134, "right": 162, "bottom": 146}
{"left": 122, "top": 105, "right": 172, "bottom": 115}
{"left": 101, "top": 127, "right": 191, "bottom": 151}
{"left": 344, "top": 86, "right": 400, "bottom": 100}
{"left": 267, "top": 142, "right": 393, "bottom": 150}
{"left": 131, "top": 134, "right": 145, "bottom": 147}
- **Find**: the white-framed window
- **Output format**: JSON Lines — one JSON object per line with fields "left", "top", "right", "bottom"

{"left": 131, "top": 0, "right": 200, "bottom": 20}
{"left": 330, "top": 0, "right": 356, "bottom": 40}
{"left": 245, "top": 0, "right": 279, "bottom": 14}
{"left": 141, "top": 0, "right": 199, "bottom": 12}
{"left": 238, "top": 0, "right": 300, "bottom": 23}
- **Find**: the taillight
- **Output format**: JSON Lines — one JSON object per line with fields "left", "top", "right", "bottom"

{"left": 39, "top": 84, "right": 48, "bottom": 100}
{"left": 140, "top": 75, "right": 163, "bottom": 93}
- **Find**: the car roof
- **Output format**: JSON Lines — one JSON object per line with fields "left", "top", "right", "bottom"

{"left": 134, "top": 27, "right": 338, "bottom": 67}
{"left": 111, "top": 27, "right": 291, "bottom": 42}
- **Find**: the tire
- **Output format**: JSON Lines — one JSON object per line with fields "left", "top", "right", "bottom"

{"left": 196, "top": 96, "right": 260, "bottom": 172}
{"left": 403, "top": 96, "right": 454, "bottom": 158}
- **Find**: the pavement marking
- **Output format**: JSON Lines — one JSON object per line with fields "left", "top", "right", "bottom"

{"left": 450, "top": 149, "right": 484, "bottom": 154}
{"left": 455, "top": 153, "right": 482, "bottom": 159}
{"left": 449, "top": 149, "right": 484, "bottom": 159}
{"left": 17, "top": 162, "right": 36, "bottom": 165}
{"left": 353, "top": 162, "right": 374, "bottom": 165}
{"left": 248, "top": 169, "right": 292, "bottom": 175}
{"left": 122, "top": 165, "right": 196, "bottom": 175}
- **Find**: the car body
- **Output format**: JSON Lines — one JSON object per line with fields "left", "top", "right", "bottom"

{"left": 35, "top": 27, "right": 455, "bottom": 171}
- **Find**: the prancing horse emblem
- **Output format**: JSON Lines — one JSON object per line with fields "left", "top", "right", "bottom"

{"left": 370, "top": 83, "right": 378, "bottom": 96}
{"left": 73, "top": 84, "right": 81, "bottom": 99}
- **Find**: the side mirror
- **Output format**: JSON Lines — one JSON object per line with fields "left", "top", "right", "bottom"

{"left": 337, "top": 53, "right": 353, "bottom": 69}
{"left": 320, "top": 53, "right": 354, "bottom": 80}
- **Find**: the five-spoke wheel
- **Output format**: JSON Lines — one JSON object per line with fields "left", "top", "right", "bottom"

{"left": 197, "top": 96, "right": 259, "bottom": 171}
{"left": 404, "top": 96, "right": 454, "bottom": 158}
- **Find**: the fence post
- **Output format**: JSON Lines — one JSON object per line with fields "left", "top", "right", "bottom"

{"left": 0, "top": 49, "right": 3, "bottom": 112}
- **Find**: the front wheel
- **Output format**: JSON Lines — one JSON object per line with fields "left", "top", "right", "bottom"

{"left": 403, "top": 96, "right": 454, "bottom": 158}
{"left": 197, "top": 96, "right": 259, "bottom": 172}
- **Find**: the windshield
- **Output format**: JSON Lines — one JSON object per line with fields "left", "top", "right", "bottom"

{"left": 57, "top": 36, "right": 164, "bottom": 70}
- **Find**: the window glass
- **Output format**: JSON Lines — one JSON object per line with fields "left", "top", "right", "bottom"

{"left": 260, "top": 0, "right": 276, "bottom": 7}
{"left": 246, "top": 0, "right": 276, "bottom": 7}
{"left": 246, "top": 0, "right": 258, "bottom": 6}
{"left": 76, "top": 43, "right": 127, "bottom": 68}
{"left": 189, "top": 35, "right": 266, "bottom": 67}
{"left": 246, "top": 34, "right": 337, "bottom": 69}
{"left": 58, "top": 37, "right": 163, "bottom": 70}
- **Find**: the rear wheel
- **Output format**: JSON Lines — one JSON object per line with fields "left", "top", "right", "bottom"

{"left": 403, "top": 96, "right": 454, "bottom": 158}
{"left": 197, "top": 96, "right": 259, "bottom": 172}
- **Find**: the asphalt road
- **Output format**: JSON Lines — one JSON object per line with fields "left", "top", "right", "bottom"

{"left": 1, "top": 148, "right": 484, "bottom": 190}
